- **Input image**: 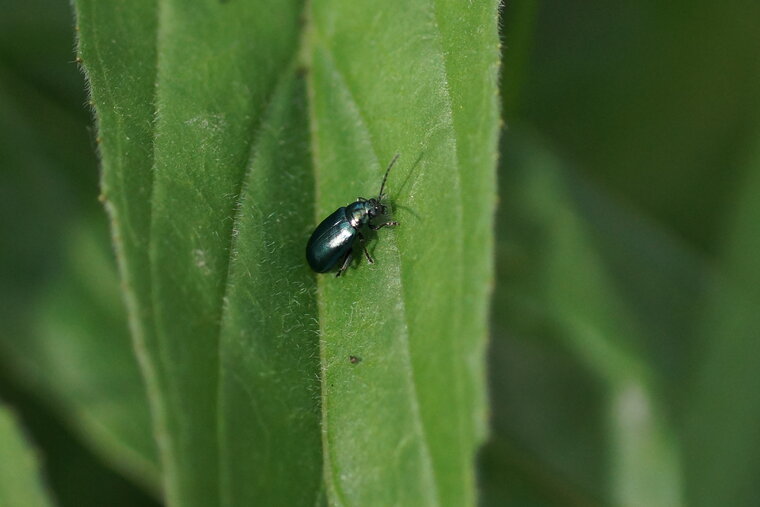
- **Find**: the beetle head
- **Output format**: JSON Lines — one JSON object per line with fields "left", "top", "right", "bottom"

{"left": 366, "top": 197, "right": 387, "bottom": 218}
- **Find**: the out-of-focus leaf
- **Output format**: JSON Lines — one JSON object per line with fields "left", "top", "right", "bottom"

{"left": 308, "top": 0, "right": 500, "bottom": 504}
{"left": 6, "top": 218, "right": 159, "bottom": 493}
{"left": 683, "top": 134, "right": 760, "bottom": 507}
{"left": 487, "top": 2, "right": 760, "bottom": 503}
{"left": 0, "top": 406, "right": 52, "bottom": 507}
{"left": 500, "top": 0, "right": 538, "bottom": 114}
{"left": 0, "top": 376, "right": 160, "bottom": 507}
{"left": 0, "top": 68, "right": 97, "bottom": 317}
{"left": 522, "top": 0, "right": 760, "bottom": 252}
{"left": 0, "top": 0, "right": 87, "bottom": 117}
{"left": 0, "top": 14, "right": 156, "bottom": 500}
{"left": 486, "top": 130, "right": 685, "bottom": 506}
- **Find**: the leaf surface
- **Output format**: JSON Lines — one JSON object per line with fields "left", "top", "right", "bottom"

{"left": 0, "top": 5, "right": 157, "bottom": 492}
{"left": 683, "top": 134, "right": 760, "bottom": 507}
{"left": 216, "top": 71, "right": 323, "bottom": 506}
{"left": 75, "top": 0, "right": 500, "bottom": 505}
{"left": 73, "top": 0, "right": 170, "bottom": 497}
{"left": 0, "top": 406, "right": 53, "bottom": 507}
{"left": 16, "top": 219, "right": 159, "bottom": 493}
{"left": 308, "top": 0, "right": 500, "bottom": 504}
{"left": 146, "top": 1, "right": 315, "bottom": 505}
{"left": 75, "top": 0, "right": 322, "bottom": 504}
{"left": 486, "top": 131, "right": 685, "bottom": 506}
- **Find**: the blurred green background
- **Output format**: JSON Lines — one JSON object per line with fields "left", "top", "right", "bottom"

{"left": 1, "top": 0, "right": 758, "bottom": 505}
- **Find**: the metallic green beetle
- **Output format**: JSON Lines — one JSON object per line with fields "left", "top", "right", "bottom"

{"left": 306, "top": 154, "right": 399, "bottom": 277}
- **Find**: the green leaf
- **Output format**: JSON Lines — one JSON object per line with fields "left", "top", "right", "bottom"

{"left": 487, "top": 131, "right": 684, "bottom": 506}
{"left": 486, "top": 129, "right": 760, "bottom": 507}
{"left": 308, "top": 0, "right": 500, "bottom": 504}
{"left": 74, "top": 0, "right": 320, "bottom": 505}
{"left": 13, "top": 218, "right": 159, "bottom": 493}
{"left": 489, "top": 2, "right": 760, "bottom": 503}
{"left": 76, "top": 0, "right": 500, "bottom": 504}
{"left": 683, "top": 133, "right": 760, "bottom": 507}
{"left": 0, "top": 7, "right": 156, "bottom": 495}
{"left": 0, "top": 406, "right": 53, "bottom": 507}
{"left": 519, "top": 1, "right": 760, "bottom": 252}
{"left": 216, "top": 71, "right": 323, "bottom": 506}
{"left": 146, "top": 2, "right": 315, "bottom": 506}
{"left": 72, "top": 0, "right": 168, "bottom": 498}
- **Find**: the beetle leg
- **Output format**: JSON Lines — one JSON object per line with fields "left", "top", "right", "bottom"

{"left": 336, "top": 249, "right": 353, "bottom": 277}
{"left": 369, "top": 221, "right": 399, "bottom": 231}
{"left": 361, "top": 241, "right": 374, "bottom": 264}
{"left": 356, "top": 231, "right": 375, "bottom": 264}
{"left": 356, "top": 196, "right": 367, "bottom": 202}
{"left": 356, "top": 232, "right": 374, "bottom": 264}
{"left": 362, "top": 245, "right": 374, "bottom": 264}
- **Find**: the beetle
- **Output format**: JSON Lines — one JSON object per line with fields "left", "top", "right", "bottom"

{"left": 306, "top": 154, "right": 400, "bottom": 277}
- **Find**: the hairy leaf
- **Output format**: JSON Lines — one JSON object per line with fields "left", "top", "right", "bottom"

{"left": 73, "top": 0, "right": 168, "bottom": 498}
{"left": 75, "top": 0, "right": 499, "bottom": 504}
{"left": 308, "top": 0, "right": 500, "bottom": 504}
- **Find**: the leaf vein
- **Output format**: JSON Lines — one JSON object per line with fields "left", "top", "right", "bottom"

{"left": 214, "top": 59, "right": 300, "bottom": 507}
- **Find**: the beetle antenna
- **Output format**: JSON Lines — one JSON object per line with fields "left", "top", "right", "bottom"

{"left": 378, "top": 153, "right": 400, "bottom": 199}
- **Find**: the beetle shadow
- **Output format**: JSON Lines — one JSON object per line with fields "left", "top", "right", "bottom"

{"left": 358, "top": 224, "right": 387, "bottom": 269}
{"left": 357, "top": 150, "right": 425, "bottom": 265}
{"left": 387, "top": 150, "right": 424, "bottom": 222}
{"left": 394, "top": 151, "right": 424, "bottom": 202}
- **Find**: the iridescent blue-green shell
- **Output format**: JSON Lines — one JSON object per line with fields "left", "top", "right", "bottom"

{"left": 306, "top": 207, "right": 357, "bottom": 272}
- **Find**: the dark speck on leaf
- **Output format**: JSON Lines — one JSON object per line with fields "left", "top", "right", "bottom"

{"left": 349, "top": 355, "right": 361, "bottom": 364}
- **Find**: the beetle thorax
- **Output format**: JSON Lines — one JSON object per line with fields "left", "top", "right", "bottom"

{"left": 346, "top": 200, "right": 373, "bottom": 228}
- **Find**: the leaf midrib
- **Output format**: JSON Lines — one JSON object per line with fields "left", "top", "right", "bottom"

{"left": 213, "top": 57, "right": 302, "bottom": 507}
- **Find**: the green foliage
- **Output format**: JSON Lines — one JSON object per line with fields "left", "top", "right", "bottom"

{"left": 10, "top": 219, "right": 159, "bottom": 493}
{"left": 481, "top": 2, "right": 760, "bottom": 506}
{"left": 308, "top": 0, "right": 498, "bottom": 503}
{"left": 0, "top": 0, "right": 158, "bottom": 504}
{"left": 1, "top": 0, "right": 759, "bottom": 506}
{"left": 70, "top": 0, "right": 499, "bottom": 505}
{"left": 0, "top": 406, "right": 52, "bottom": 507}
{"left": 488, "top": 132, "right": 685, "bottom": 505}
